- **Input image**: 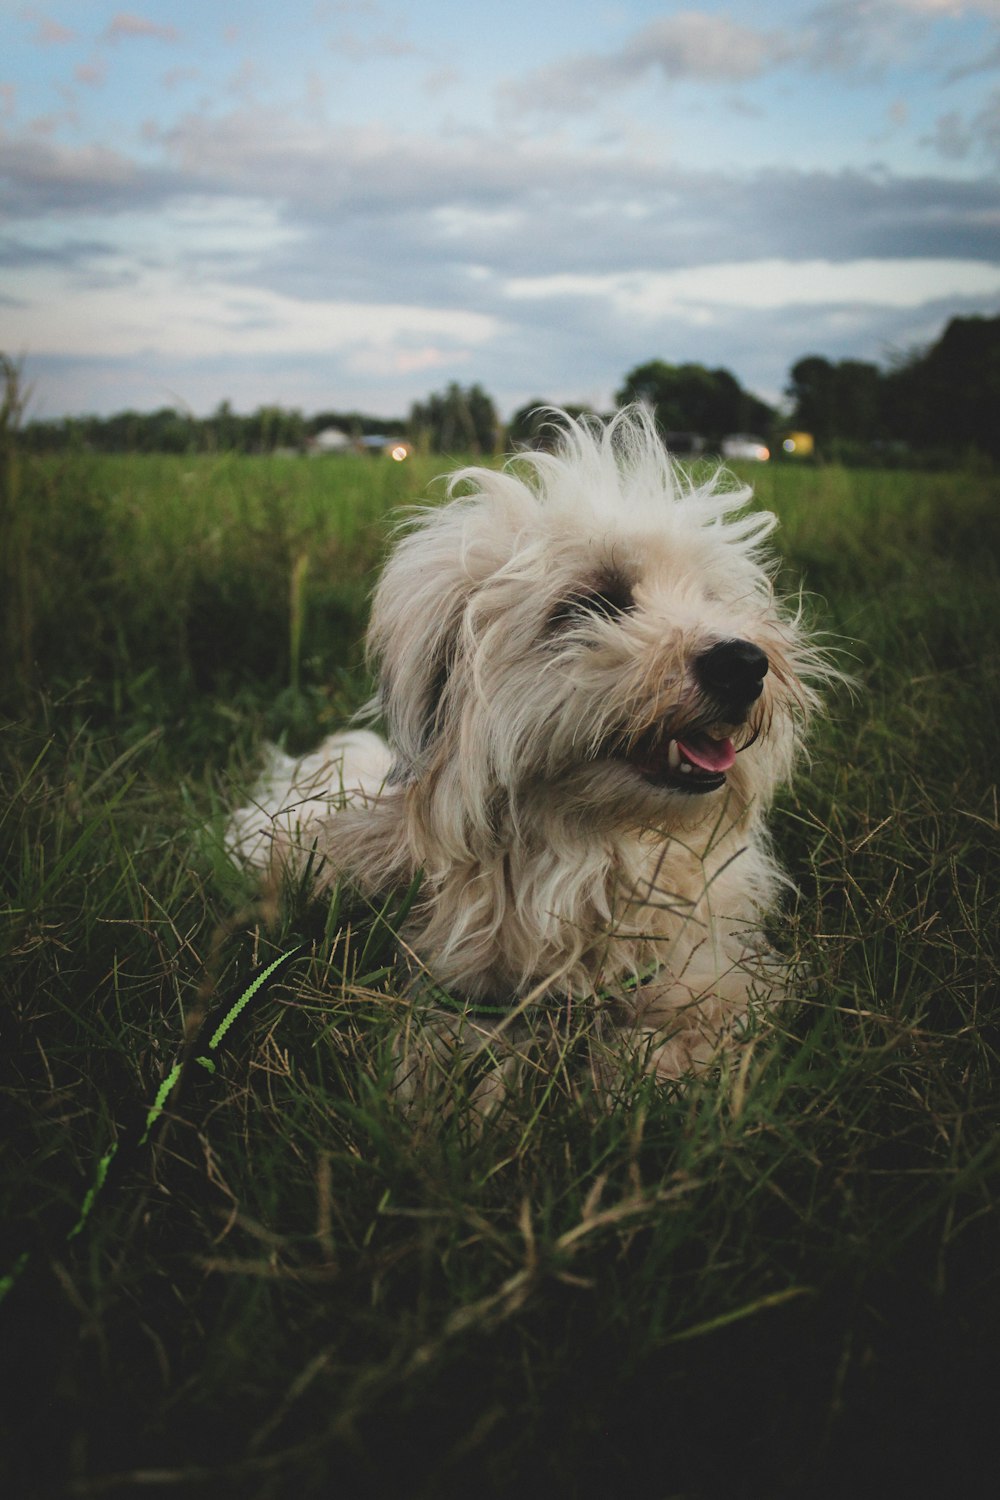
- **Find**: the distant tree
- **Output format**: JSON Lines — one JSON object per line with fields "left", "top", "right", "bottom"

{"left": 20, "top": 401, "right": 405, "bottom": 455}
{"left": 884, "top": 315, "right": 1000, "bottom": 459}
{"left": 408, "top": 382, "right": 500, "bottom": 454}
{"left": 788, "top": 316, "right": 1000, "bottom": 459}
{"left": 462, "top": 383, "right": 500, "bottom": 454}
{"left": 786, "top": 356, "right": 837, "bottom": 444}
{"left": 209, "top": 399, "right": 242, "bottom": 451}
{"left": 307, "top": 410, "right": 407, "bottom": 440}
{"left": 787, "top": 356, "right": 884, "bottom": 447}
{"left": 835, "top": 361, "right": 884, "bottom": 444}
{"left": 616, "top": 360, "right": 774, "bottom": 440}
{"left": 144, "top": 407, "right": 198, "bottom": 453}
{"left": 507, "top": 401, "right": 597, "bottom": 447}
{"left": 243, "top": 405, "right": 306, "bottom": 452}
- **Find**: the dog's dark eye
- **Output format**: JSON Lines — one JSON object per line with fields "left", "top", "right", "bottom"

{"left": 550, "top": 573, "right": 635, "bottom": 628}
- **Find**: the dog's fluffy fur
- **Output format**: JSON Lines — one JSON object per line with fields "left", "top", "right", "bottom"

{"left": 228, "top": 408, "right": 826, "bottom": 1081}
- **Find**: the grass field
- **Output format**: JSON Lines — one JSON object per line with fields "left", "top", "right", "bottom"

{"left": 2, "top": 444, "right": 1000, "bottom": 1499}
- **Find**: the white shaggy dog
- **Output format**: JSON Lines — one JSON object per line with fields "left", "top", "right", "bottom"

{"left": 228, "top": 408, "right": 825, "bottom": 1082}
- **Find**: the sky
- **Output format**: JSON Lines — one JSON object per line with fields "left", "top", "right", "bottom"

{"left": 2, "top": 0, "right": 1000, "bottom": 421}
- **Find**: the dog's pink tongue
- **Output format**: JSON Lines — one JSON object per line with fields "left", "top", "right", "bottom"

{"left": 677, "top": 735, "right": 736, "bottom": 772}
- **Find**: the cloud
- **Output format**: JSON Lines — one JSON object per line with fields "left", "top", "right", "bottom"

{"left": 0, "top": 233, "right": 114, "bottom": 268}
{"left": 22, "top": 281, "right": 998, "bottom": 420}
{"left": 503, "top": 258, "right": 1000, "bottom": 318}
{"left": 7, "top": 110, "right": 1000, "bottom": 292}
{"left": 1, "top": 261, "right": 499, "bottom": 361}
{"left": 74, "top": 59, "right": 108, "bottom": 89}
{"left": 947, "top": 39, "right": 1000, "bottom": 79}
{"left": 925, "top": 89, "right": 1000, "bottom": 165}
{"left": 149, "top": 107, "right": 1000, "bottom": 265}
{"left": 101, "top": 13, "right": 180, "bottom": 46}
{"left": 161, "top": 66, "right": 201, "bottom": 91}
{"left": 793, "top": 0, "right": 972, "bottom": 72}
{"left": 927, "top": 110, "right": 976, "bottom": 157}
{"left": 894, "top": 0, "right": 1000, "bottom": 16}
{"left": 500, "top": 12, "right": 785, "bottom": 114}
{"left": 499, "top": 0, "right": 1000, "bottom": 119}
{"left": 331, "top": 29, "right": 417, "bottom": 61}
{"left": 30, "top": 19, "right": 76, "bottom": 47}
{"left": 0, "top": 134, "right": 171, "bottom": 216}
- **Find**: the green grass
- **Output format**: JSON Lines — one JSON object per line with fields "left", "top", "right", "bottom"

{"left": 2, "top": 450, "right": 1000, "bottom": 1499}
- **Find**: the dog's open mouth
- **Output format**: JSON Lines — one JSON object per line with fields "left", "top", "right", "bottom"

{"left": 617, "top": 729, "right": 737, "bottom": 794}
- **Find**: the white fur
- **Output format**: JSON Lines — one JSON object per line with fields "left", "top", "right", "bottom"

{"left": 228, "top": 408, "right": 828, "bottom": 1080}
{"left": 226, "top": 730, "right": 392, "bottom": 868}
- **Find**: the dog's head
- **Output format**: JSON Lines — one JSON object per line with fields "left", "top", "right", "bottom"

{"left": 369, "top": 407, "right": 824, "bottom": 844}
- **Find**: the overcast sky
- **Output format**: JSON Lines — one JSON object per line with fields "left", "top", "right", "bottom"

{"left": 3, "top": 0, "right": 1000, "bottom": 420}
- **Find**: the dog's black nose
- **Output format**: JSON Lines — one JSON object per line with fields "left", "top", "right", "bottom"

{"left": 696, "top": 639, "right": 768, "bottom": 711}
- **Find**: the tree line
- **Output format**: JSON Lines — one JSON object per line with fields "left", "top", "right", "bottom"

{"left": 16, "top": 398, "right": 408, "bottom": 458}
{"left": 787, "top": 314, "right": 1000, "bottom": 462}
{"left": 13, "top": 314, "right": 1000, "bottom": 464}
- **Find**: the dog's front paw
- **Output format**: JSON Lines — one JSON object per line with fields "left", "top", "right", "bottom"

{"left": 636, "top": 1021, "right": 735, "bottom": 1081}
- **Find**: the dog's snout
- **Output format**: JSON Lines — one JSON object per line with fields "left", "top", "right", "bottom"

{"left": 696, "top": 639, "right": 769, "bottom": 708}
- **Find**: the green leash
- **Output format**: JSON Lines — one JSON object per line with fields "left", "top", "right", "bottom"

{"left": 1, "top": 944, "right": 301, "bottom": 1307}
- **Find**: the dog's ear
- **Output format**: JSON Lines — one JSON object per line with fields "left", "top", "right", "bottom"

{"left": 388, "top": 606, "right": 462, "bottom": 762}
{"left": 367, "top": 533, "right": 471, "bottom": 771}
